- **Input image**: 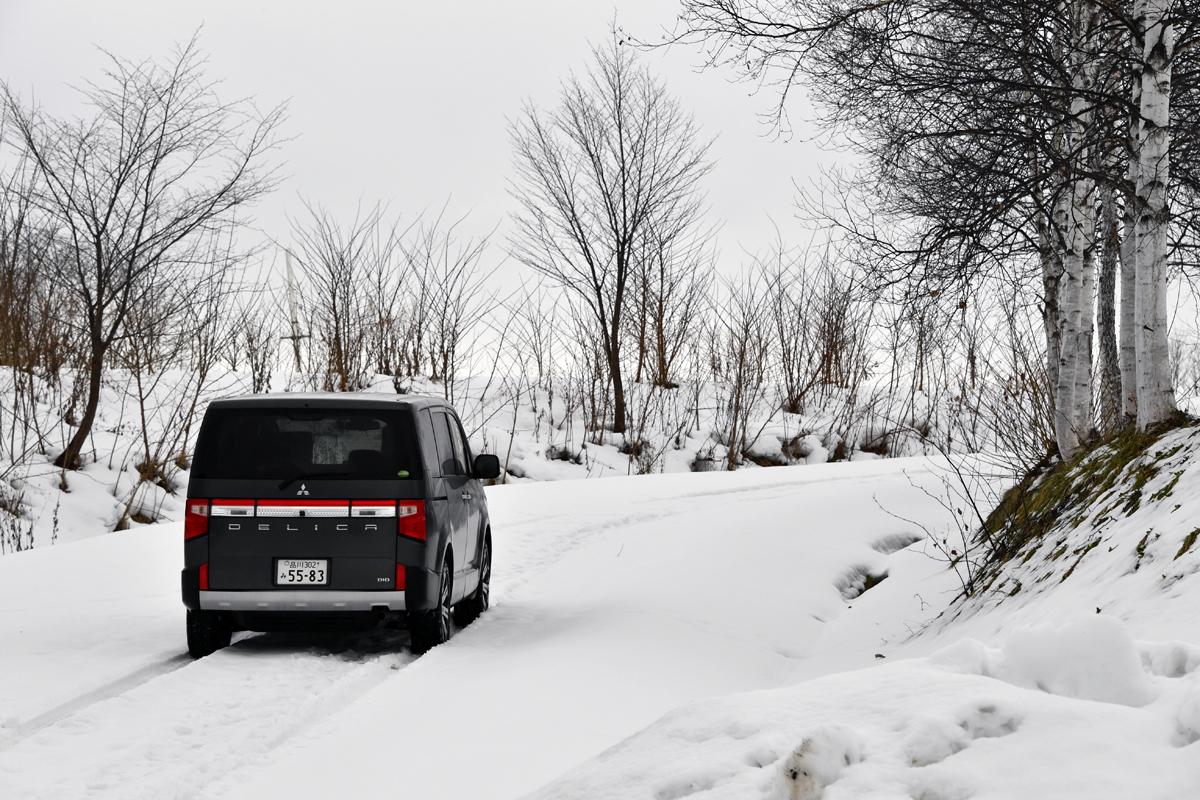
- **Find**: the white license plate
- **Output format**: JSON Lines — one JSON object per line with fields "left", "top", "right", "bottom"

{"left": 276, "top": 559, "right": 329, "bottom": 585}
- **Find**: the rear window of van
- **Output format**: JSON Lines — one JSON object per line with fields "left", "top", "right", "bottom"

{"left": 192, "top": 408, "right": 422, "bottom": 480}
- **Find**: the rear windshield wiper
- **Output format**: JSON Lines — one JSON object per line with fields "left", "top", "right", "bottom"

{"left": 277, "top": 471, "right": 351, "bottom": 490}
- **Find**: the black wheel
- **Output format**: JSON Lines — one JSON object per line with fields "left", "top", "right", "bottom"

{"left": 454, "top": 534, "right": 491, "bottom": 627}
{"left": 186, "top": 609, "right": 231, "bottom": 659}
{"left": 410, "top": 556, "right": 452, "bottom": 654}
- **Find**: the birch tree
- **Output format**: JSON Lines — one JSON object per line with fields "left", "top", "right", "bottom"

{"left": 1052, "top": 0, "right": 1102, "bottom": 459}
{"left": 672, "top": 0, "right": 1198, "bottom": 459}
{"left": 1132, "top": 0, "right": 1179, "bottom": 429}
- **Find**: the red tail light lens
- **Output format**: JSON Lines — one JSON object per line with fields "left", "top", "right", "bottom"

{"left": 398, "top": 500, "right": 426, "bottom": 541}
{"left": 395, "top": 564, "right": 407, "bottom": 590}
{"left": 185, "top": 499, "right": 209, "bottom": 540}
{"left": 199, "top": 562, "right": 209, "bottom": 591}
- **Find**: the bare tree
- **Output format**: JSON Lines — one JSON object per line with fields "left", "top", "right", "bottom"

{"left": 404, "top": 208, "right": 495, "bottom": 402}
{"left": 290, "top": 202, "right": 405, "bottom": 391}
{"left": 629, "top": 218, "right": 712, "bottom": 388}
{"left": 2, "top": 37, "right": 284, "bottom": 468}
{"left": 711, "top": 272, "right": 772, "bottom": 470}
{"left": 509, "top": 38, "right": 713, "bottom": 433}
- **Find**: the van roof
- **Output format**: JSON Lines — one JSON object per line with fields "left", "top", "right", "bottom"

{"left": 205, "top": 393, "right": 448, "bottom": 412}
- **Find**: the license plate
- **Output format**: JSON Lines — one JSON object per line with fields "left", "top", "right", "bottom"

{"left": 276, "top": 559, "right": 329, "bottom": 585}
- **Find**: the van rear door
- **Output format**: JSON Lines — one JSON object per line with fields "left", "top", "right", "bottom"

{"left": 189, "top": 407, "right": 422, "bottom": 592}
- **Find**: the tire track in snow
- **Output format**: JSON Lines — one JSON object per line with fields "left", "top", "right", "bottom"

{"left": 493, "top": 468, "right": 914, "bottom": 604}
{"left": 0, "top": 654, "right": 192, "bottom": 751}
{"left": 0, "top": 631, "right": 417, "bottom": 800}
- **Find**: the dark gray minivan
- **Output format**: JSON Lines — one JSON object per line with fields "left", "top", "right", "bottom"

{"left": 181, "top": 394, "right": 499, "bottom": 657}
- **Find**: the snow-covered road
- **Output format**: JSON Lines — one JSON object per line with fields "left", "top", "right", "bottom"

{"left": 0, "top": 459, "right": 954, "bottom": 800}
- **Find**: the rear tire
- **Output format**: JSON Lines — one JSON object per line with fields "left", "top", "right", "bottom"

{"left": 454, "top": 534, "right": 490, "bottom": 627}
{"left": 410, "top": 556, "right": 452, "bottom": 654}
{"left": 187, "top": 609, "right": 231, "bottom": 659}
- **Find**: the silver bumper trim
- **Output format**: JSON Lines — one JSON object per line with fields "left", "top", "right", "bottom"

{"left": 199, "top": 590, "right": 406, "bottom": 612}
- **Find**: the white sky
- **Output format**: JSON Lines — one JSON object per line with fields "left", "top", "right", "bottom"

{"left": 0, "top": 0, "right": 838, "bottom": 283}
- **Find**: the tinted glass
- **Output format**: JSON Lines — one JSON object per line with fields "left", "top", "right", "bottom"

{"left": 446, "top": 415, "right": 471, "bottom": 472}
{"left": 432, "top": 412, "right": 464, "bottom": 476}
{"left": 193, "top": 408, "right": 422, "bottom": 480}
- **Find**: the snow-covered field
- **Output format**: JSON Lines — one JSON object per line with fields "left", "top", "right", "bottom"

{"left": 1, "top": 457, "right": 1197, "bottom": 799}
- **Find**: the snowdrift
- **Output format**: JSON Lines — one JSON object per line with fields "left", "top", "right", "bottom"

{"left": 527, "top": 617, "right": 1200, "bottom": 800}
{"left": 524, "top": 423, "right": 1200, "bottom": 800}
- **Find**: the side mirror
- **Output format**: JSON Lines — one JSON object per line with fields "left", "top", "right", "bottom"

{"left": 473, "top": 453, "right": 501, "bottom": 481}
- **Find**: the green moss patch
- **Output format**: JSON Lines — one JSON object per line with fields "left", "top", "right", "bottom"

{"left": 1175, "top": 529, "right": 1200, "bottom": 561}
{"left": 980, "top": 416, "right": 1195, "bottom": 580}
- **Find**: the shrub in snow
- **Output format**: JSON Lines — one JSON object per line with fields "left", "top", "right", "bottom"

{"left": 745, "top": 434, "right": 787, "bottom": 467}
{"left": 999, "top": 616, "right": 1154, "bottom": 707}
{"left": 774, "top": 725, "right": 864, "bottom": 800}
{"left": 782, "top": 433, "right": 828, "bottom": 465}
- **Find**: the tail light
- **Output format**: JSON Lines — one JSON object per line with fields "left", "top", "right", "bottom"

{"left": 199, "top": 562, "right": 210, "bottom": 590}
{"left": 185, "top": 499, "right": 209, "bottom": 540}
{"left": 398, "top": 500, "right": 426, "bottom": 540}
{"left": 395, "top": 564, "right": 407, "bottom": 589}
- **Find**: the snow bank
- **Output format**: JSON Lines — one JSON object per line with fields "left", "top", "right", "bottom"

{"left": 933, "top": 617, "right": 1159, "bottom": 707}
{"left": 999, "top": 616, "right": 1155, "bottom": 706}
{"left": 520, "top": 427, "right": 1200, "bottom": 800}
{"left": 528, "top": 617, "right": 1200, "bottom": 800}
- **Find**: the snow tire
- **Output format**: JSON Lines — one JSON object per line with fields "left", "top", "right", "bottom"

{"left": 454, "top": 533, "right": 491, "bottom": 627}
{"left": 186, "top": 609, "right": 232, "bottom": 659}
{"left": 411, "top": 556, "right": 452, "bottom": 654}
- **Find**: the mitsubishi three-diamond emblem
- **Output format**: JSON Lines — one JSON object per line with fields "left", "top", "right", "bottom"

{"left": 297, "top": 483, "right": 310, "bottom": 496}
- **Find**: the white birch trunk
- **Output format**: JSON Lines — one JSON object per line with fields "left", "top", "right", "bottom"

{"left": 1052, "top": 0, "right": 1101, "bottom": 460}
{"left": 1053, "top": 184, "right": 1082, "bottom": 459}
{"left": 1134, "top": 0, "right": 1178, "bottom": 429}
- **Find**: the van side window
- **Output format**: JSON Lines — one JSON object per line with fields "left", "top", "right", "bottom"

{"left": 432, "top": 411, "right": 465, "bottom": 476}
{"left": 446, "top": 415, "right": 471, "bottom": 471}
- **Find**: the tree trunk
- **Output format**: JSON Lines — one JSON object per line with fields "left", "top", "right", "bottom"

{"left": 608, "top": 344, "right": 627, "bottom": 434}
{"left": 1119, "top": 170, "right": 1139, "bottom": 424}
{"left": 1133, "top": 0, "right": 1178, "bottom": 430}
{"left": 55, "top": 340, "right": 105, "bottom": 470}
{"left": 1052, "top": 0, "right": 1101, "bottom": 460}
{"left": 1097, "top": 185, "right": 1123, "bottom": 433}
{"left": 1077, "top": 223, "right": 1097, "bottom": 443}
{"left": 1053, "top": 187, "right": 1083, "bottom": 460}
{"left": 1039, "top": 215, "right": 1064, "bottom": 403}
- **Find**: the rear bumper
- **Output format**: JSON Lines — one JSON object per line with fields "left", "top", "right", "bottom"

{"left": 199, "top": 589, "right": 407, "bottom": 612}
{"left": 182, "top": 562, "right": 437, "bottom": 612}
